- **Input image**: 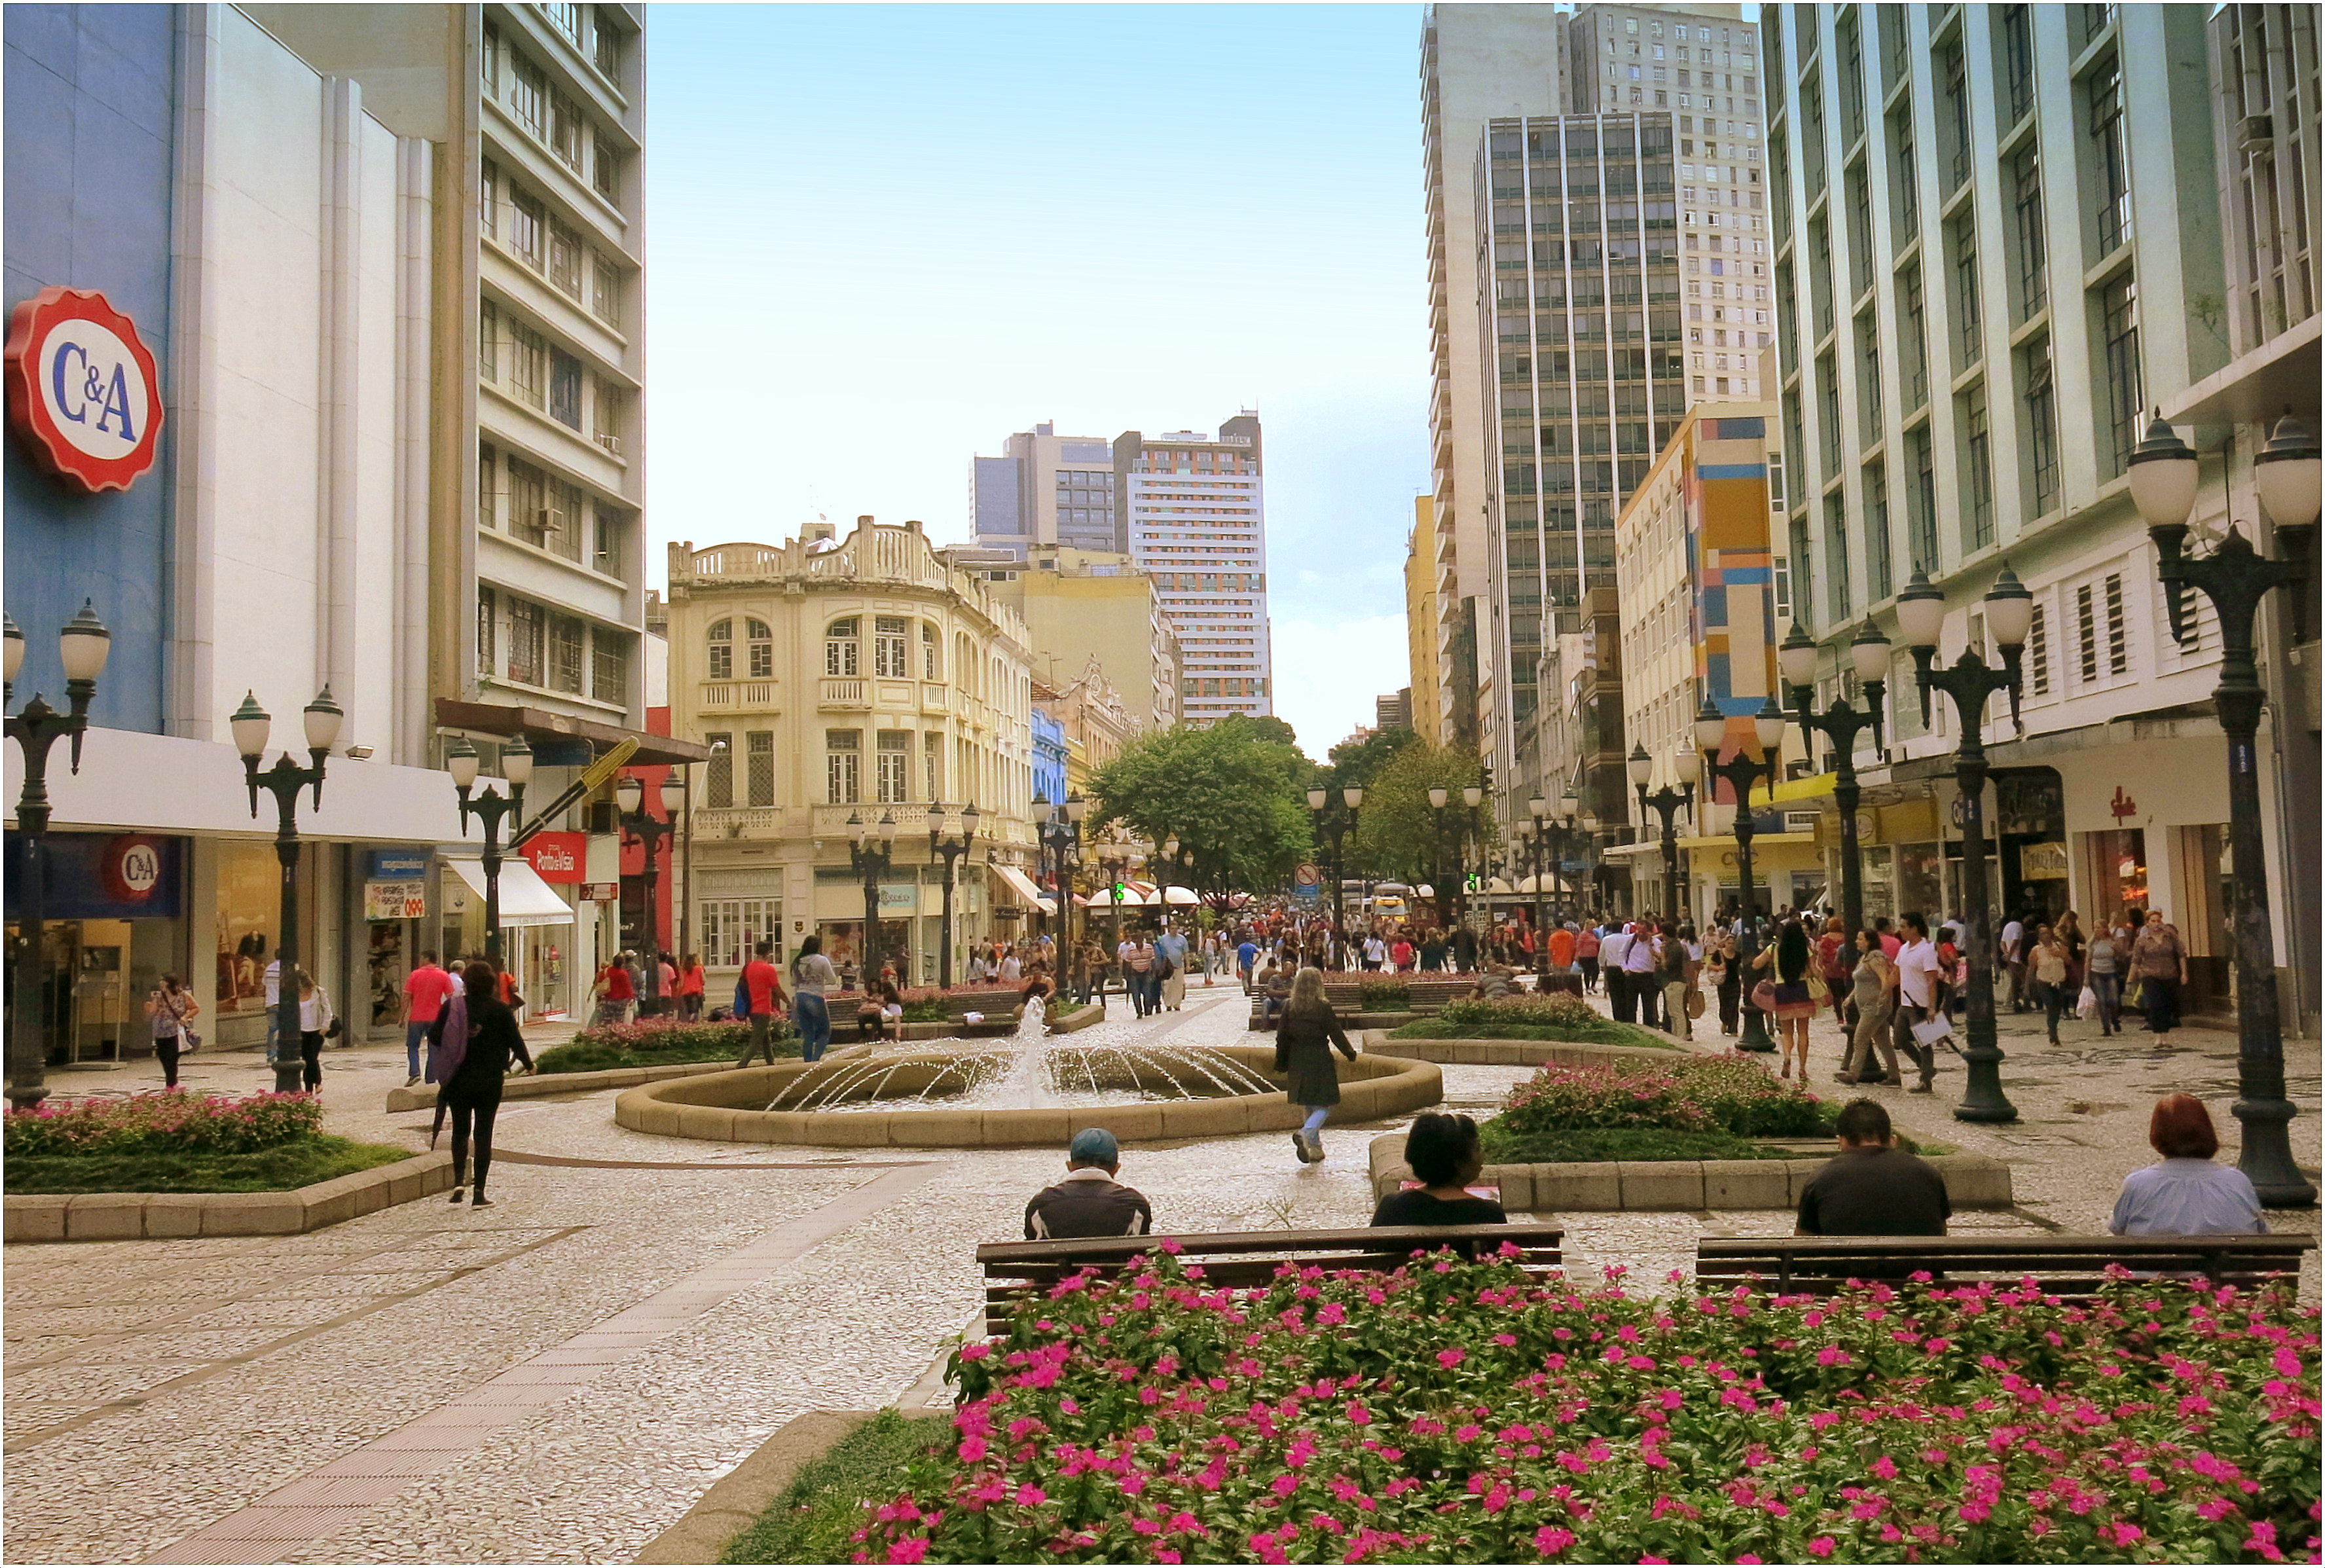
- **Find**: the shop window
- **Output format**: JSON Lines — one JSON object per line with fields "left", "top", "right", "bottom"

{"left": 698, "top": 898, "right": 780, "bottom": 970}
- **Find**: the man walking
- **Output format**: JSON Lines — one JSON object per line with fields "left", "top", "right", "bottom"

{"left": 1890, "top": 914, "right": 1942, "bottom": 1094}
{"left": 733, "top": 940, "right": 787, "bottom": 1067}
{"left": 1601, "top": 923, "right": 1634, "bottom": 1023}
{"left": 2000, "top": 911, "right": 2027, "bottom": 1012}
{"left": 401, "top": 951, "right": 458, "bottom": 1088}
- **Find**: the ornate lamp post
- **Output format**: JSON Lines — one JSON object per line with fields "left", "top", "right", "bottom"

{"left": 2129, "top": 412, "right": 2319, "bottom": 1205}
{"left": 928, "top": 801, "right": 981, "bottom": 987}
{"left": 1425, "top": 784, "right": 1484, "bottom": 929}
{"left": 1038, "top": 793, "right": 1086, "bottom": 959}
{"left": 1696, "top": 694, "right": 1787, "bottom": 1053}
{"left": 847, "top": 810, "right": 898, "bottom": 985}
{"left": 1778, "top": 620, "right": 1892, "bottom": 938}
{"left": 447, "top": 735, "right": 534, "bottom": 968}
{"left": 1306, "top": 784, "right": 1364, "bottom": 941}
{"left": 1895, "top": 564, "right": 2032, "bottom": 1125}
{"left": 4, "top": 602, "right": 111, "bottom": 1108}
{"left": 615, "top": 772, "right": 682, "bottom": 1012}
{"left": 1628, "top": 745, "right": 1694, "bottom": 922}
{"left": 232, "top": 687, "right": 344, "bottom": 1096}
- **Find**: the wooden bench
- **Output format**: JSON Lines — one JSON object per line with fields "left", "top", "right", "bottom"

{"left": 1694, "top": 1233, "right": 2316, "bottom": 1298}
{"left": 976, "top": 1223, "right": 1565, "bottom": 1337}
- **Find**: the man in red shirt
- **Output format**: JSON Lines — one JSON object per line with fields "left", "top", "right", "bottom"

{"left": 735, "top": 939, "right": 788, "bottom": 1067}
{"left": 402, "top": 951, "right": 458, "bottom": 1087}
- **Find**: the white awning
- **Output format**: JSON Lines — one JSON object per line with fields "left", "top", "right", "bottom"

{"left": 446, "top": 858, "right": 576, "bottom": 926}
{"left": 991, "top": 864, "right": 1056, "bottom": 915}
{"left": 1162, "top": 885, "right": 1199, "bottom": 905}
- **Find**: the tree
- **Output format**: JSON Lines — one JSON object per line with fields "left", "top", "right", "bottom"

{"left": 1350, "top": 741, "right": 1494, "bottom": 923}
{"left": 1088, "top": 716, "right": 1312, "bottom": 913}
{"left": 1313, "top": 726, "right": 1418, "bottom": 881}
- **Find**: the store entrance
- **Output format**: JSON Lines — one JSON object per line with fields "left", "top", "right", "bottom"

{"left": 3, "top": 917, "right": 137, "bottom": 1065}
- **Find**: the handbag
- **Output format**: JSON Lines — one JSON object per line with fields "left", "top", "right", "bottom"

{"left": 1749, "top": 979, "right": 1778, "bottom": 1014}
{"left": 178, "top": 1027, "right": 201, "bottom": 1053}
{"left": 1684, "top": 988, "right": 1706, "bottom": 1019}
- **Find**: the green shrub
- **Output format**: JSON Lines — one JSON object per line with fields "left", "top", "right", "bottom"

{"left": 537, "top": 1018, "right": 782, "bottom": 1074}
{"left": 1490, "top": 1052, "right": 1833, "bottom": 1143}
{"left": 1389, "top": 1015, "right": 1678, "bottom": 1049}
{"left": 1357, "top": 979, "right": 1410, "bottom": 1012}
{"left": 722, "top": 1408, "right": 949, "bottom": 1563}
{"left": 3, "top": 1091, "right": 321, "bottom": 1158}
{"left": 5, "top": 1135, "right": 412, "bottom": 1194}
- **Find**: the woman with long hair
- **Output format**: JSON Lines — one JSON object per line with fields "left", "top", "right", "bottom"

{"left": 144, "top": 972, "right": 199, "bottom": 1089}
{"left": 1275, "top": 967, "right": 1359, "bottom": 1165}
{"left": 788, "top": 935, "right": 837, "bottom": 1062}
{"left": 440, "top": 960, "right": 534, "bottom": 1209}
{"left": 1752, "top": 918, "right": 1818, "bottom": 1080}
{"left": 1839, "top": 928, "right": 1898, "bottom": 1085}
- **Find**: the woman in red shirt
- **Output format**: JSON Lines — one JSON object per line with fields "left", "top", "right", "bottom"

{"left": 676, "top": 953, "right": 706, "bottom": 1021}
{"left": 1390, "top": 935, "right": 1416, "bottom": 974}
{"left": 593, "top": 954, "right": 635, "bottom": 1025}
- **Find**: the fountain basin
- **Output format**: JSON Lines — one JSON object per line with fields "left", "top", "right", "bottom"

{"left": 613, "top": 1045, "right": 1443, "bottom": 1148}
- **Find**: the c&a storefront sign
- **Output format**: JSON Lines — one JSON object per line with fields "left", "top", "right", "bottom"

{"left": 5, "top": 287, "right": 164, "bottom": 494}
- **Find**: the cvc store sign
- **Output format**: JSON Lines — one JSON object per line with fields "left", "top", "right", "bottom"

{"left": 5, "top": 287, "right": 163, "bottom": 494}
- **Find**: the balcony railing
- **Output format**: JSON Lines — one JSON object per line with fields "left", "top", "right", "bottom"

{"left": 699, "top": 682, "right": 777, "bottom": 708}
{"left": 820, "top": 678, "right": 867, "bottom": 708}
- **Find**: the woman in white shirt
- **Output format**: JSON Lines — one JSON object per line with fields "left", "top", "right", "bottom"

{"left": 2109, "top": 1093, "right": 2266, "bottom": 1236}
{"left": 294, "top": 969, "right": 334, "bottom": 1093}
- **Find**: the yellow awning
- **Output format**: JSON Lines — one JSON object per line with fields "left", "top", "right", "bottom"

{"left": 1674, "top": 831, "right": 1820, "bottom": 851}
{"left": 1767, "top": 771, "right": 1838, "bottom": 804}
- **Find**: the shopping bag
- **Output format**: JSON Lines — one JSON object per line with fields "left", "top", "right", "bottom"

{"left": 2076, "top": 985, "right": 2098, "bottom": 1019}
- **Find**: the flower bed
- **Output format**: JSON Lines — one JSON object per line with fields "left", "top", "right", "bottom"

{"left": 1391, "top": 993, "right": 1674, "bottom": 1050}
{"left": 5, "top": 1091, "right": 320, "bottom": 1157}
{"left": 852, "top": 1250, "right": 2320, "bottom": 1565}
{"left": 1478, "top": 1053, "right": 1839, "bottom": 1166}
{"left": 1358, "top": 980, "right": 1412, "bottom": 1012}
{"left": 538, "top": 1018, "right": 788, "bottom": 1074}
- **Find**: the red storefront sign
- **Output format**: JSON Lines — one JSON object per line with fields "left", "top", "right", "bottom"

{"left": 5, "top": 287, "right": 164, "bottom": 493}
{"left": 521, "top": 831, "right": 587, "bottom": 884}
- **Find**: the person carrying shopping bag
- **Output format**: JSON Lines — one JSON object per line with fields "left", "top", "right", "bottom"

{"left": 145, "top": 974, "right": 200, "bottom": 1089}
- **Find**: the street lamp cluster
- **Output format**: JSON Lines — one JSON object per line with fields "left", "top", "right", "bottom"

{"left": 447, "top": 735, "right": 533, "bottom": 969}
{"left": 1778, "top": 621, "right": 1892, "bottom": 940}
{"left": 615, "top": 772, "right": 682, "bottom": 1010}
{"left": 1304, "top": 786, "right": 1363, "bottom": 935}
{"left": 1425, "top": 784, "right": 1484, "bottom": 929}
{"left": 1518, "top": 792, "right": 1584, "bottom": 973}
{"left": 230, "top": 686, "right": 344, "bottom": 1096}
{"left": 1038, "top": 793, "right": 1087, "bottom": 961}
{"left": 1693, "top": 694, "right": 1789, "bottom": 1054}
{"left": 928, "top": 802, "right": 980, "bottom": 987}
{"left": 1625, "top": 748, "right": 1693, "bottom": 923}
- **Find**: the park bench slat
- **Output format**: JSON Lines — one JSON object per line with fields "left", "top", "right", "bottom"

{"left": 1693, "top": 1233, "right": 2313, "bottom": 1296}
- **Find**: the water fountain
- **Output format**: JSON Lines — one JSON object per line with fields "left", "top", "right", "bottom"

{"left": 614, "top": 995, "right": 1444, "bottom": 1149}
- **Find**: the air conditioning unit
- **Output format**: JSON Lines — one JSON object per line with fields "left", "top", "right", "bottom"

{"left": 538, "top": 508, "right": 562, "bottom": 534}
{"left": 2237, "top": 114, "right": 2275, "bottom": 153}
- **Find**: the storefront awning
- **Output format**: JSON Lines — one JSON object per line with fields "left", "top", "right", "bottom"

{"left": 446, "top": 858, "right": 575, "bottom": 926}
{"left": 1768, "top": 771, "right": 1838, "bottom": 805}
{"left": 991, "top": 864, "right": 1056, "bottom": 915}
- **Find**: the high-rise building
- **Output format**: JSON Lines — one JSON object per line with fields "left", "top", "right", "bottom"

{"left": 1118, "top": 416, "right": 1272, "bottom": 726}
{"left": 970, "top": 423, "right": 1121, "bottom": 558}
{"left": 1402, "top": 496, "right": 1448, "bottom": 746}
{"left": 1375, "top": 691, "right": 1414, "bottom": 733}
{"left": 1766, "top": 4, "right": 2305, "bottom": 1012}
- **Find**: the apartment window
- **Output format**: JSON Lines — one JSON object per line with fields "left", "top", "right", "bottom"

{"left": 507, "top": 189, "right": 543, "bottom": 268}
{"left": 875, "top": 731, "right": 909, "bottom": 804}
{"left": 921, "top": 623, "right": 940, "bottom": 679}
{"left": 549, "top": 221, "right": 583, "bottom": 298}
{"left": 2026, "top": 602, "right": 2052, "bottom": 695}
{"left": 593, "top": 380, "right": 623, "bottom": 454}
{"left": 506, "top": 321, "right": 545, "bottom": 409}
{"left": 1837, "top": 14, "right": 1866, "bottom": 147}
{"left": 551, "top": 94, "right": 585, "bottom": 172}
{"left": 592, "top": 134, "right": 619, "bottom": 202}
{"left": 550, "top": 613, "right": 585, "bottom": 695}
{"left": 1939, "top": 42, "right": 1971, "bottom": 193}
{"left": 507, "top": 458, "right": 547, "bottom": 547}
{"left": 1949, "top": 217, "right": 1982, "bottom": 365}
{"left": 2022, "top": 337, "right": 2060, "bottom": 517}
{"left": 549, "top": 481, "right": 585, "bottom": 562}
{"left": 476, "top": 587, "right": 496, "bottom": 678}
{"left": 591, "top": 257, "right": 621, "bottom": 328}
{"left": 1789, "top": 516, "right": 1814, "bottom": 630}
{"left": 1998, "top": 5, "right": 2036, "bottom": 126}
{"left": 1864, "top": 460, "right": 1894, "bottom": 600}
{"left": 1823, "top": 494, "right": 1852, "bottom": 624}
{"left": 593, "top": 506, "right": 625, "bottom": 579}
{"left": 747, "top": 731, "right": 775, "bottom": 808}
{"left": 1856, "top": 315, "right": 1883, "bottom": 444}
{"left": 1878, "top": 6, "right": 1909, "bottom": 88}
{"left": 1810, "top": 215, "right": 1835, "bottom": 340}
{"left": 592, "top": 627, "right": 628, "bottom": 704}
{"left": 507, "top": 597, "right": 544, "bottom": 686}
{"left": 479, "top": 158, "right": 499, "bottom": 240}
{"left": 509, "top": 55, "right": 547, "bottom": 139}
{"left": 824, "top": 618, "right": 860, "bottom": 677}
{"left": 873, "top": 616, "right": 909, "bottom": 678}
{"left": 2097, "top": 271, "right": 2142, "bottom": 476}
{"left": 2074, "top": 572, "right": 2131, "bottom": 684}
{"left": 2008, "top": 146, "right": 2048, "bottom": 321}
{"left": 746, "top": 619, "right": 773, "bottom": 679}
{"left": 477, "top": 441, "right": 498, "bottom": 529}
{"left": 705, "top": 733, "right": 733, "bottom": 808}
{"left": 2087, "top": 54, "right": 2132, "bottom": 255}
{"left": 1908, "top": 427, "right": 1938, "bottom": 570}
{"left": 1845, "top": 164, "right": 1874, "bottom": 299}
{"left": 1816, "top": 354, "right": 1842, "bottom": 473}
{"left": 707, "top": 619, "right": 733, "bottom": 680}
{"left": 479, "top": 299, "right": 500, "bottom": 382}
{"left": 1960, "top": 382, "right": 1994, "bottom": 549}
{"left": 592, "top": 8, "right": 624, "bottom": 78}
{"left": 824, "top": 730, "right": 860, "bottom": 804}
{"left": 480, "top": 24, "right": 502, "bottom": 94}
{"left": 545, "top": 3, "right": 584, "bottom": 43}
{"left": 1897, "top": 262, "right": 1928, "bottom": 409}
{"left": 923, "top": 731, "right": 942, "bottom": 802}
{"left": 1889, "top": 106, "right": 1919, "bottom": 240}
{"left": 549, "top": 350, "right": 583, "bottom": 429}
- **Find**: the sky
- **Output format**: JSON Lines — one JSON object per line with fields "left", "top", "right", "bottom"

{"left": 645, "top": 3, "right": 1431, "bottom": 758}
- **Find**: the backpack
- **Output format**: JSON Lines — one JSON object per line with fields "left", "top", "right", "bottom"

{"left": 733, "top": 976, "right": 753, "bottom": 1019}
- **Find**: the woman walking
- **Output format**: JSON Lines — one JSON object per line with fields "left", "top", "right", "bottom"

{"left": 676, "top": 954, "right": 706, "bottom": 1022}
{"left": 2085, "top": 921, "right": 2124, "bottom": 1036}
{"left": 2030, "top": 924, "right": 2073, "bottom": 1044}
{"left": 788, "top": 935, "right": 837, "bottom": 1063}
{"left": 145, "top": 972, "right": 200, "bottom": 1089}
{"left": 1275, "top": 968, "right": 1359, "bottom": 1165}
{"left": 1838, "top": 930, "right": 1897, "bottom": 1085}
{"left": 294, "top": 970, "right": 333, "bottom": 1093}
{"left": 1752, "top": 919, "right": 1818, "bottom": 1080}
{"left": 442, "top": 960, "right": 534, "bottom": 1209}
{"left": 1816, "top": 915, "right": 1852, "bottom": 1040}
{"left": 2130, "top": 909, "right": 2190, "bottom": 1045}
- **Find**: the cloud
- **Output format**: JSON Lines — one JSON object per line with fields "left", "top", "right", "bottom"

{"left": 1270, "top": 615, "right": 1411, "bottom": 759}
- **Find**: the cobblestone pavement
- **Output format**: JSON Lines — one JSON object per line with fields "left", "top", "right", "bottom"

{"left": 5, "top": 977, "right": 2316, "bottom": 1563}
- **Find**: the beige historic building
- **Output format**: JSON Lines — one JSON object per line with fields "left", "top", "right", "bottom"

{"left": 964, "top": 545, "right": 1181, "bottom": 733}
{"left": 662, "top": 520, "right": 1038, "bottom": 987}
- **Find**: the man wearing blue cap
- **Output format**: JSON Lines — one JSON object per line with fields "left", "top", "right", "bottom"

{"left": 1025, "top": 1128, "right": 1153, "bottom": 1240}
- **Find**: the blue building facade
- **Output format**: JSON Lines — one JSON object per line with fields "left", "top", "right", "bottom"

{"left": 1031, "top": 706, "right": 1068, "bottom": 809}
{"left": 3, "top": 3, "right": 177, "bottom": 734}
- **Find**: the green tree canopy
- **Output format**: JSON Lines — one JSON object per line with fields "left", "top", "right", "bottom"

{"left": 1087, "top": 716, "right": 1312, "bottom": 911}
{"left": 1350, "top": 742, "right": 1494, "bottom": 896}
{"left": 1311, "top": 726, "right": 1418, "bottom": 879}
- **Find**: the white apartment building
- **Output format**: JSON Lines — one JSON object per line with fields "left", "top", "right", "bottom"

{"left": 1118, "top": 416, "right": 1273, "bottom": 726}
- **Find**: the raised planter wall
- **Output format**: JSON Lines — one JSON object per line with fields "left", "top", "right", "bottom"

{"left": 5, "top": 1151, "right": 456, "bottom": 1243}
{"left": 1357, "top": 1030, "right": 1681, "bottom": 1067}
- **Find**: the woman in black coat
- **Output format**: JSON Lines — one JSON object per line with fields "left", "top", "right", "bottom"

{"left": 443, "top": 960, "right": 533, "bottom": 1209}
{"left": 1275, "top": 967, "right": 1357, "bottom": 1166}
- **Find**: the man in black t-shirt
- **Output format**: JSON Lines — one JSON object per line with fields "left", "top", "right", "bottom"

{"left": 1796, "top": 1099, "right": 1952, "bottom": 1236}
{"left": 1025, "top": 1128, "right": 1153, "bottom": 1240}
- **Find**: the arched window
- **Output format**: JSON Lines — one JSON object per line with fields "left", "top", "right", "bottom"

{"left": 873, "top": 615, "right": 909, "bottom": 677}
{"left": 746, "top": 618, "right": 773, "bottom": 679}
{"left": 707, "top": 619, "right": 733, "bottom": 680}
{"left": 920, "top": 622, "right": 939, "bottom": 680}
{"left": 954, "top": 632, "right": 974, "bottom": 694}
{"left": 825, "top": 617, "right": 859, "bottom": 677}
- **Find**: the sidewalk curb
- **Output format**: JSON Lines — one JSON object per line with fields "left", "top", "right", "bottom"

{"left": 5, "top": 1151, "right": 456, "bottom": 1243}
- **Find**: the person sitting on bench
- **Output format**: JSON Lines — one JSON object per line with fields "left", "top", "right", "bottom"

{"left": 1372, "top": 1112, "right": 1507, "bottom": 1229}
{"left": 1795, "top": 1098, "right": 1950, "bottom": 1237}
{"left": 1024, "top": 1128, "right": 1152, "bottom": 1240}
{"left": 2109, "top": 1093, "right": 2267, "bottom": 1237}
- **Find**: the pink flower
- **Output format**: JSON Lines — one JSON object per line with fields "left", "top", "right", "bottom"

{"left": 884, "top": 1539, "right": 929, "bottom": 1564}
{"left": 1806, "top": 1538, "right": 1836, "bottom": 1558}
{"left": 1534, "top": 1526, "right": 1575, "bottom": 1554}
{"left": 1871, "top": 1455, "right": 1898, "bottom": 1480}
{"left": 955, "top": 1436, "right": 987, "bottom": 1463}
{"left": 1013, "top": 1484, "right": 1047, "bottom": 1506}
{"left": 1438, "top": 1348, "right": 1467, "bottom": 1369}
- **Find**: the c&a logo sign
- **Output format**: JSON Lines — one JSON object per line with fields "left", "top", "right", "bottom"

{"left": 5, "top": 287, "right": 164, "bottom": 494}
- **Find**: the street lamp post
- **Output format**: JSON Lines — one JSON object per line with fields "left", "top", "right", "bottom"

{"left": 2129, "top": 412, "right": 2320, "bottom": 1205}
{"left": 1895, "top": 564, "right": 2032, "bottom": 1125}
{"left": 1627, "top": 745, "right": 1694, "bottom": 922}
{"left": 231, "top": 687, "right": 344, "bottom": 1096}
{"left": 1040, "top": 793, "right": 1087, "bottom": 964}
{"left": 1305, "top": 785, "right": 1364, "bottom": 945}
{"left": 1696, "top": 694, "right": 1788, "bottom": 1053}
{"left": 1425, "top": 785, "right": 1483, "bottom": 930}
{"left": 847, "top": 811, "right": 898, "bottom": 985}
{"left": 928, "top": 801, "right": 981, "bottom": 987}
{"left": 3, "top": 603, "right": 111, "bottom": 1109}
{"left": 1778, "top": 620, "right": 1893, "bottom": 939}
{"left": 446, "top": 735, "right": 534, "bottom": 968}
{"left": 615, "top": 773, "right": 682, "bottom": 1013}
